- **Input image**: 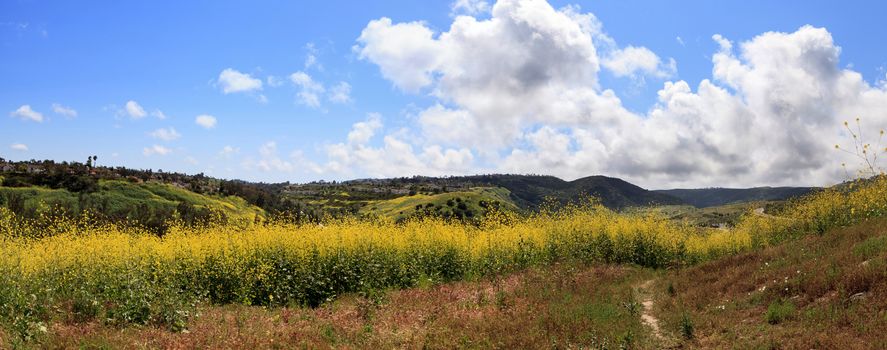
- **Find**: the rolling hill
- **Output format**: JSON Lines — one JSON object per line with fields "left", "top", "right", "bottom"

{"left": 0, "top": 179, "right": 264, "bottom": 230}
{"left": 360, "top": 187, "right": 519, "bottom": 221}
{"left": 459, "top": 174, "right": 684, "bottom": 210}
{"left": 654, "top": 186, "right": 817, "bottom": 208}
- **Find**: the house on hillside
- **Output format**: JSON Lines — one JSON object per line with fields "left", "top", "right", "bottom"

{"left": 26, "top": 165, "right": 45, "bottom": 174}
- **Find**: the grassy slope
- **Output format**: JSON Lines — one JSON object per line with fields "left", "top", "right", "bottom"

{"left": 0, "top": 180, "right": 263, "bottom": 222}
{"left": 360, "top": 187, "right": 519, "bottom": 221}
{"left": 653, "top": 218, "right": 887, "bottom": 349}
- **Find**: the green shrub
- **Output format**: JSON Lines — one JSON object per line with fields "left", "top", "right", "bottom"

{"left": 765, "top": 300, "right": 795, "bottom": 325}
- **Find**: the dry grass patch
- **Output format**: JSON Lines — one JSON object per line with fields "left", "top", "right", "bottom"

{"left": 656, "top": 219, "right": 887, "bottom": 349}
{"left": 41, "top": 264, "right": 664, "bottom": 349}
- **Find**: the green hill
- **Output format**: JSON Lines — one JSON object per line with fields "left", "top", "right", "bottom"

{"left": 460, "top": 174, "right": 684, "bottom": 210}
{"left": 0, "top": 179, "right": 264, "bottom": 229}
{"left": 360, "top": 187, "right": 519, "bottom": 221}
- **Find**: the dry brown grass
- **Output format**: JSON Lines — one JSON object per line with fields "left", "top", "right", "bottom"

{"left": 655, "top": 218, "right": 887, "bottom": 349}
{"left": 41, "top": 264, "right": 660, "bottom": 349}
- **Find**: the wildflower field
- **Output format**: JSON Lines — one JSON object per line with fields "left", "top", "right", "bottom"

{"left": 0, "top": 176, "right": 885, "bottom": 343}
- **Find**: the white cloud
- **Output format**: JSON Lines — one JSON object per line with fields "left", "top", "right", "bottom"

{"left": 143, "top": 144, "right": 172, "bottom": 156}
{"left": 125, "top": 100, "right": 147, "bottom": 119}
{"left": 266, "top": 76, "right": 284, "bottom": 87}
{"left": 218, "top": 68, "right": 263, "bottom": 94}
{"left": 290, "top": 71, "right": 326, "bottom": 108}
{"left": 356, "top": 18, "right": 443, "bottom": 93}
{"left": 195, "top": 114, "right": 217, "bottom": 129}
{"left": 51, "top": 103, "right": 77, "bottom": 118}
{"left": 10, "top": 143, "right": 28, "bottom": 151}
{"left": 149, "top": 127, "right": 181, "bottom": 141}
{"left": 10, "top": 105, "right": 43, "bottom": 122}
{"left": 329, "top": 82, "right": 352, "bottom": 104}
{"left": 304, "top": 42, "right": 321, "bottom": 70}
{"left": 347, "top": 113, "right": 383, "bottom": 144}
{"left": 184, "top": 156, "right": 199, "bottom": 165}
{"left": 315, "top": 115, "right": 476, "bottom": 178}
{"left": 603, "top": 46, "right": 675, "bottom": 78}
{"left": 249, "top": 141, "right": 296, "bottom": 172}
{"left": 676, "top": 36, "right": 685, "bottom": 46}
{"left": 350, "top": 1, "right": 887, "bottom": 188}
{"left": 151, "top": 110, "right": 168, "bottom": 119}
{"left": 219, "top": 145, "right": 240, "bottom": 158}
{"left": 451, "top": 0, "right": 491, "bottom": 16}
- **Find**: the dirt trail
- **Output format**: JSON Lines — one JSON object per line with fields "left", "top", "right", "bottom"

{"left": 638, "top": 279, "right": 664, "bottom": 341}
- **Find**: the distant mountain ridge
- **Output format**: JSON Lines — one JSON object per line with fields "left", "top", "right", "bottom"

{"left": 455, "top": 174, "right": 684, "bottom": 210}
{"left": 654, "top": 187, "right": 817, "bottom": 208}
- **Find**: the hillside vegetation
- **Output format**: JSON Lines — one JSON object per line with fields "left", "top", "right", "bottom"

{"left": 655, "top": 186, "right": 816, "bottom": 208}
{"left": 0, "top": 180, "right": 263, "bottom": 234}
{"left": 360, "top": 187, "right": 519, "bottom": 222}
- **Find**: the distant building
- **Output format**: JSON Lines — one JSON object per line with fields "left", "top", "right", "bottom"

{"left": 25, "top": 165, "right": 44, "bottom": 174}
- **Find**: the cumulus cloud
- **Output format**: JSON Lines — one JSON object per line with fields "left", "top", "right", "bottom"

{"left": 51, "top": 103, "right": 77, "bottom": 118}
{"left": 125, "top": 100, "right": 147, "bottom": 119}
{"left": 10, "top": 143, "right": 28, "bottom": 151}
{"left": 149, "top": 127, "right": 181, "bottom": 141}
{"left": 10, "top": 105, "right": 43, "bottom": 122}
{"left": 143, "top": 144, "right": 172, "bottom": 156}
{"left": 348, "top": 0, "right": 887, "bottom": 188}
{"left": 151, "top": 110, "right": 168, "bottom": 119}
{"left": 347, "top": 113, "right": 382, "bottom": 144}
{"left": 317, "top": 114, "right": 475, "bottom": 178}
{"left": 603, "top": 46, "right": 675, "bottom": 78}
{"left": 195, "top": 114, "right": 217, "bottom": 129}
{"left": 218, "top": 68, "right": 263, "bottom": 94}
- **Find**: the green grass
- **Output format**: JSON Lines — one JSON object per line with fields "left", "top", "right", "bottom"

{"left": 0, "top": 179, "right": 264, "bottom": 224}
{"left": 361, "top": 187, "right": 519, "bottom": 221}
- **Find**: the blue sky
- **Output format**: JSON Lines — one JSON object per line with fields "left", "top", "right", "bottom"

{"left": 3, "top": 0, "right": 887, "bottom": 188}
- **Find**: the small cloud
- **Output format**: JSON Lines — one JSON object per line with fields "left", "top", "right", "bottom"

{"left": 184, "top": 156, "right": 199, "bottom": 165}
{"left": 676, "top": 36, "right": 685, "bottom": 46}
{"left": 10, "top": 143, "right": 28, "bottom": 151}
{"left": 151, "top": 110, "right": 168, "bottom": 119}
{"left": 125, "top": 100, "right": 147, "bottom": 119}
{"left": 603, "top": 46, "right": 675, "bottom": 78}
{"left": 304, "top": 42, "right": 322, "bottom": 70}
{"left": 347, "top": 113, "right": 383, "bottom": 144}
{"left": 450, "top": 0, "right": 490, "bottom": 16}
{"left": 290, "top": 71, "right": 325, "bottom": 108}
{"left": 218, "top": 68, "right": 263, "bottom": 94}
{"left": 51, "top": 103, "right": 77, "bottom": 118}
{"left": 328, "top": 82, "right": 352, "bottom": 104}
{"left": 266, "top": 75, "right": 284, "bottom": 87}
{"left": 10, "top": 105, "right": 44, "bottom": 122}
{"left": 149, "top": 127, "right": 181, "bottom": 141}
{"left": 195, "top": 114, "right": 217, "bottom": 129}
{"left": 143, "top": 144, "right": 172, "bottom": 156}
{"left": 219, "top": 145, "right": 240, "bottom": 158}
